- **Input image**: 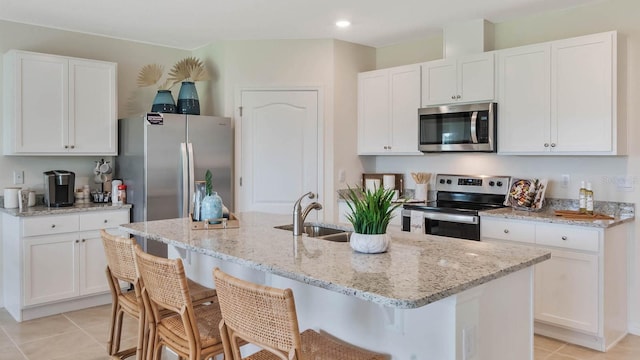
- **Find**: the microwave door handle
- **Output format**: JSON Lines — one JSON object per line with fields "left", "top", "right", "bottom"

{"left": 470, "top": 111, "right": 479, "bottom": 144}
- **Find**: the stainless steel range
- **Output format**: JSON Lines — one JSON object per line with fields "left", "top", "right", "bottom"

{"left": 401, "top": 174, "right": 511, "bottom": 240}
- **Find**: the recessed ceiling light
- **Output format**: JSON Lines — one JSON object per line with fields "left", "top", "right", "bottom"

{"left": 336, "top": 20, "right": 351, "bottom": 28}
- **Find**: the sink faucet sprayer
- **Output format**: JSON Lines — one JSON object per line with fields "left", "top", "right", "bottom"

{"left": 293, "top": 192, "right": 323, "bottom": 236}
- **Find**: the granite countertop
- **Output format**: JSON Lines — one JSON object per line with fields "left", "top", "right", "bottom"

{"left": 120, "top": 212, "right": 550, "bottom": 309}
{"left": 479, "top": 203, "right": 634, "bottom": 228}
{"left": 0, "top": 202, "right": 132, "bottom": 217}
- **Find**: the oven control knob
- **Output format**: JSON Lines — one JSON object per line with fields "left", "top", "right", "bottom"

{"left": 446, "top": 179, "right": 452, "bottom": 185}
{"left": 497, "top": 181, "right": 503, "bottom": 187}
{"left": 489, "top": 181, "right": 495, "bottom": 186}
{"left": 439, "top": 179, "right": 445, "bottom": 184}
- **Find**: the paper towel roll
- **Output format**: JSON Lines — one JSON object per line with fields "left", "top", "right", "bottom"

{"left": 383, "top": 175, "right": 396, "bottom": 190}
{"left": 4, "top": 187, "right": 20, "bottom": 209}
{"left": 365, "top": 178, "right": 381, "bottom": 192}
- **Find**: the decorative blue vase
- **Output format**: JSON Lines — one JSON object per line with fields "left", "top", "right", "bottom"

{"left": 200, "top": 192, "right": 223, "bottom": 222}
{"left": 177, "top": 81, "right": 200, "bottom": 115}
{"left": 151, "top": 90, "right": 176, "bottom": 113}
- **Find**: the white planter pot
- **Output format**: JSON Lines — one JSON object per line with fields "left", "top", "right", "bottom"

{"left": 350, "top": 233, "right": 390, "bottom": 254}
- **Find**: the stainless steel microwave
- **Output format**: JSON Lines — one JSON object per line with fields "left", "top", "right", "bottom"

{"left": 418, "top": 102, "right": 496, "bottom": 152}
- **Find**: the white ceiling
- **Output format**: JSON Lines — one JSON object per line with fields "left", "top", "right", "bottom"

{"left": 0, "top": 0, "right": 600, "bottom": 50}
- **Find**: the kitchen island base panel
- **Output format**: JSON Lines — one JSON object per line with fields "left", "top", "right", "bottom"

{"left": 170, "top": 246, "right": 534, "bottom": 360}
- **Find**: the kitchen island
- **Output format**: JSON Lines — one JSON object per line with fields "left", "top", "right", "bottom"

{"left": 120, "top": 212, "right": 550, "bottom": 360}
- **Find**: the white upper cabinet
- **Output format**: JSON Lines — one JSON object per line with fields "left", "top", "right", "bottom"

{"left": 497, "top": 44, "right": 551, "bottom": 153}
{"left": 497, "top": 31, "right": 620, "bottom": 155}
{"left": 358, "top": 64, "right": 422, "bottom": 155}
{"left": 421, "top": 53, "right": 494, "bottom": 106}
{"left": 3, "top": 50, "right": 117, "bottom": 155}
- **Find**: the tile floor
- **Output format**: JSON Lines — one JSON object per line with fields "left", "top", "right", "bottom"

{"left": 0, "top": 304, "right": 639, "bottom": 359}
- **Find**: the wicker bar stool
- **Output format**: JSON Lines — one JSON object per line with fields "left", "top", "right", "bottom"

{"left": 100, "top": 230, "right": 218, "bottom": 360}
{"left": 213, "top": 268, "right": 388, "bottom": 360}
{"left": 134, "top": 245, "right": 226, "bottom": 360}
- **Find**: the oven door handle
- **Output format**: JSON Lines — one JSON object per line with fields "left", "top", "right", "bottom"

{"left": 470, "top": 111, "right": 479, "bottom": 144}
{"left": 424, "top": 212, "right": 479, "bottom": 225}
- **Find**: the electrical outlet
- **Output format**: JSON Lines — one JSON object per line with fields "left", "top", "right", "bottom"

{"left": 338, "top": 169, "right": 346, "bottom": 183}
{"left": 561, "top": 174, "right": 570, "bottom": 188}
{"left": 13, "top": 170, "right": 24, "bottom": 185}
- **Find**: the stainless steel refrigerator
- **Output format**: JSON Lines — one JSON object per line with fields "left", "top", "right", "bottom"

{"left": 116, "top": 113, "right": 233, "bottom": 257}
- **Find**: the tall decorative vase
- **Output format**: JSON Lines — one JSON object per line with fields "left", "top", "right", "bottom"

{"left": 177, "top": 81, "right": 200, "bottom": 115}
{"left": 200, "top": 192, "right": 223, "bottom": 222}
{"left": 151, "top": 90, "right": 176, "bottom": 113}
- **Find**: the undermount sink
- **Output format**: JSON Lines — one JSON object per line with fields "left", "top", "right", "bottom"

{"left": 274, "top": 224, "right": 351, "bottom": 242}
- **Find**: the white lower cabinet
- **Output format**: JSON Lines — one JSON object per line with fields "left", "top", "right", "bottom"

{"left": 2, "top": 209, "right": 130, "bottom": 321}
{"left": 534, "top": 248, "right": 599, "bottom": 333}
{"left": 480, "top": 217, "right": 628, "bottom": 351}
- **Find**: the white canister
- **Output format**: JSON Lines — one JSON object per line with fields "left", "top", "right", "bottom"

{"left": 365, "top": 178, "right": 381, "bottom": 192}
{"left": 111, "top": 179, "right": 123, "bottom": 204}
{"left": 28, "top": 191, "right": 36, "bottom": 207}
{"left": 383, "top": 174, "right": 396, "bottom": 190}
{"left": 4, "top": 187, "right": 20, "bottom": 209}
{"left": 414, "top": 183, "right": 428, "bottom": 201}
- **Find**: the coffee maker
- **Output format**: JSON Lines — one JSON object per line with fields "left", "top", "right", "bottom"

{"left": 44, "top": 170, "right": 75, "bottom": 207}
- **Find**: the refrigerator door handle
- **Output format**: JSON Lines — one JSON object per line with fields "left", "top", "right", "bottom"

{"left": 187, "top": 142, "right": 195, "bottom": 217}
{"left": 180, "top": 142, "right": 189, "bottom": 218}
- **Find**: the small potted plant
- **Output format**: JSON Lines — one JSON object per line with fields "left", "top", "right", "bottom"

{"left": 200, "top": 170, "right": 223, "bottom": 223}
{"left": 344, "top": 185, "right": 401, "bottom": 254}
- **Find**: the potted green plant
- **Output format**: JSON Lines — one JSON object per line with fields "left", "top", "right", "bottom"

{"left": 344, "top": 185, "right": 401, "bottom": 253}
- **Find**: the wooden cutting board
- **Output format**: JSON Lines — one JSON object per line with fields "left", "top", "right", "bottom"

{"left": 554, "top": 210, "right": 614, "bottom": 220}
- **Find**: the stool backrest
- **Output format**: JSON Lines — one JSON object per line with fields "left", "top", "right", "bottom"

{"left": 100, "top": 229, "right": 137, "bottom": 284}
{"left": 213, "top": 268, "right": 302, "bottom": 360}
{"left": 133, "top": 245, "right": 193, "bottom": 315}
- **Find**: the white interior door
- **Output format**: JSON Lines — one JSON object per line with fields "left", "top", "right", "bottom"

{"left": 239, "top": 90, "right": 319, "bottom": 215}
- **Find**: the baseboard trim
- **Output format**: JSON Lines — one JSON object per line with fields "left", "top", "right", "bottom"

{"left": 629, "top": 322, "right": 640, "bottom": 335}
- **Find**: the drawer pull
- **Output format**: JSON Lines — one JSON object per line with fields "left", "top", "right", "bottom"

{"left": 75, "top": 239, "right": 79, "bottom": 243}
{"left": 104, "top": 219, "right": 108, "bottom": 223}
{"left": 81, "top": 239, "right": 86, "bottom": 243}
{"left": 51, "top": 224, "right": 56, "bottom": 228}
{"left": 561, "top": 236, "right": 568, "bottom": 240}
{"left": 503, "top": 229, "right": 509, "bottom": 234}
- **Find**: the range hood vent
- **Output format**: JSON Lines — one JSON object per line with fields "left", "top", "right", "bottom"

{"left": 443, "top": 19, "right": 494, "bottom": 58}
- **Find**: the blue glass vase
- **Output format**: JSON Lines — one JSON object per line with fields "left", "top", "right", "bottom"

{"left": 177, "top": 81, "right": 200, "bottom": 115}
{"left": 200, "top": 192, "right": 223, "bottom": 223}
{"left": 151, "top": 90, "right": 176, "bottom": 113}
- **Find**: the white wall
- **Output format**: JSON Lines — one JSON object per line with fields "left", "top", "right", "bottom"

{"left": 194, "top": 39, "right": 375, "bottom": 221}
{"left": 372, "top": 0, "right": 640, "bottom": 334}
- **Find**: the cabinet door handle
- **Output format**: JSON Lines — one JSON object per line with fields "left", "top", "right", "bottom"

{"left": 64, "top": 145, "right": 69, "bottom": 149}
{"left": 451, "top": 95, "right": 456, "bottom": 100}
{"left": 75, "top": 239, "right": 79, "bottom": 243}
{"left": 550, "top": 143, "right": 556, "bottom": 148}
{"left": 456, "top": 95, "right": 461, "bottom": 99}
{"left": 503, "top": 229, "right": 509, "bottom": 234}
{"left": 81, "top": 239, "right": 86, "bottom": 243}
{"left": 561, "top": 236, "right": 568, "bottom": 240}
{"left": 388, "top": 146, "right": 392, "bottom": 150}
{"left": 544, "top": 143, "right": 549, "bottom": 148}
{"left": 104, "top": 219, "right": 108, "bottom": 223}
{"left": 70, "top": 145, "right": 75, "bottom": 149}
{"left": 51, "top": 224, "right": 56, "bottom": 228}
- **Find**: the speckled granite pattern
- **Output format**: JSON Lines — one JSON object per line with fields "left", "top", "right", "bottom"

{"left": 480, "top": 205, "right": 634, "bottom": 228}
{"left": 1, "top": 202, "right": 132, "bottom": 216}
{"left": 120, "top": 212, "right": 550, "bottom": 309}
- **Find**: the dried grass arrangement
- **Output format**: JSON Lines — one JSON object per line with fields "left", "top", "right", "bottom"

{"left": 136, "top": 64, "right": 175, "bottom": 90}
{"left": 136, "top": 57, "right": 210, "bottom": 90}
{"left": 168, "top": 57, "right": 210, "bottom": 84}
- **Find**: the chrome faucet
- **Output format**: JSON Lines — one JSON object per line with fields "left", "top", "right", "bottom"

{"left": 292, "top": 192, "right": 323, "bottom": 236}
